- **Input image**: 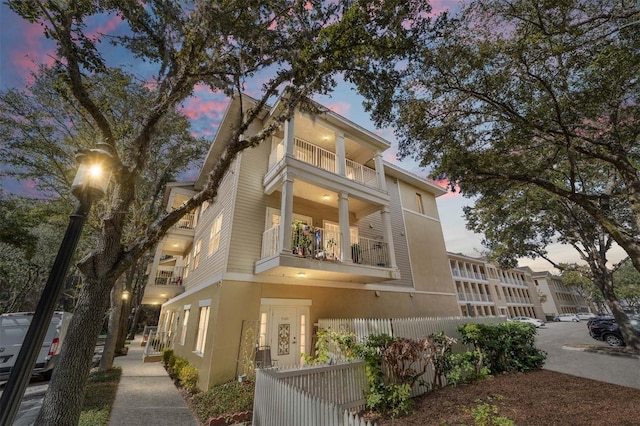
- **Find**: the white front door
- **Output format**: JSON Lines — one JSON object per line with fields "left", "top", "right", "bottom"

{"left": 259, "top": 301, "right": 310, "bottom": 367}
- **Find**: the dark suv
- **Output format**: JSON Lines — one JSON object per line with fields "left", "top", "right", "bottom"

{"left": 587, "top": 316, "right": 640, "bottom": 346}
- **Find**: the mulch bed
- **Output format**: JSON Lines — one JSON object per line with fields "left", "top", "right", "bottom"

{"left": 370, "top": 369, "right": 640, "bottom": 426}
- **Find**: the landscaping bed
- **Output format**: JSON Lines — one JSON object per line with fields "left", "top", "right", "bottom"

{"left": 369, "top": 369, "right": 640, "bottom": 425}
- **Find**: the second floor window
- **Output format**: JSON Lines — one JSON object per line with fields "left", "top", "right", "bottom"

{"left": 415, "top": 193, "right": 424, "bottom": 214}
{"left": 193, "top": 239, "right": 202, "bottom": 269}
{"left": 208, "top": 212, "right": 224, "bottom": 255}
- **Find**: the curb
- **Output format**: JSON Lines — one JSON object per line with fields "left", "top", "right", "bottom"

{"left": 562, "top": 345, "right": 640, "bottom": 359}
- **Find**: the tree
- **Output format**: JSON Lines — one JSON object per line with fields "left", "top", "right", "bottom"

{"left": 361, "top": 0, "right": 640, "bottom": 274}
{"left": 560, "top": 264, "right": 607, "bottom": 313}
{"left": 463, "top": 183, "right": 640, "bottom": 349}
{"left": 3, "top": 1, "right": 436, "bottom": 424}
{"left": 613, "top": 258, "right": 640, "bottom": 313}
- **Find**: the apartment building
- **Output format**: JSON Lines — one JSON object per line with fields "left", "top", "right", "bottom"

{"left": 529, "top": 269, "right": 589, "bottom": 317}
{"left": 447, "top": 253, "right": 545, "bottom": 320}
{"left": 144, "top": 94, "right": 461, "bottom": 390}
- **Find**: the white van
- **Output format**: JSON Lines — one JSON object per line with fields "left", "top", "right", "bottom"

{"left": 0, "top": 311, "right": 73, "bottom": 381}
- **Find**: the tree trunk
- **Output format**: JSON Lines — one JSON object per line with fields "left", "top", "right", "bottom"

{"left": 116, "top": 296, "right": 131, "bottom": 354}
{"left": 127, "top": 303, "right": 141, "bottom": 340}
{"left": 593, "top": 270, "right": 640, "bottom": 350}
{"left": 99, "top": 278, "right": 123, "bottom": 371}
{"left": 36, "top": 276, "right": 114, "bottom": 425}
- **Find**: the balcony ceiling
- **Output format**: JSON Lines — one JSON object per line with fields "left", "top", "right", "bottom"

{"left": 292, "top": 180, "right": 378, "bottom": 218}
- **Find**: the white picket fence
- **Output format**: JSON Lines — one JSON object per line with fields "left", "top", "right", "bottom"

{"left": 318, "top": 316, "right": 507, "bottom": 397}
{"left": 252, "top": 362, "right": 373, "bottom": 426}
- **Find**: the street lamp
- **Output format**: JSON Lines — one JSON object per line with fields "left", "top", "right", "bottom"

{"left": 0, "top": 143, "right": 115, "bottom": 426}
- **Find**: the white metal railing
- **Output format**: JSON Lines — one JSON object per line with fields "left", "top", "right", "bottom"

{"left": 141, "top": 329, "right": 174, "bottom": 360}
{"left": 268, "top": 137, "right": 380, "bottom": 190}
{"left": 154, "top": 266, "right": 184, "bottom": 286}
{"left": 261, "top": 224, "right": 280, "bottom": 258}
{"left": 294, "top": 138, "right": 337, "bottom": 174}
{"left": 173, "top": 212, "right": 196, "bottom": 230}
{"left": 352, "top": 236, "right": 389, "bottom": 267}
{"left": 261, "top": 225, "right": 391, "bottom": 268}
{"left": 252, "top": 363, "right": 371, "bottom": 426}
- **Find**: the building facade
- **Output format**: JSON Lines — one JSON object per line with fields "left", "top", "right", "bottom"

{"left": 447, "top": 253, "right": 545, "bottom": 320}
{"left": 529, "top": 269, "right": 589, "bottom": 317}
{"left": 144, "top": 95, "right": 461, "bottom": 390}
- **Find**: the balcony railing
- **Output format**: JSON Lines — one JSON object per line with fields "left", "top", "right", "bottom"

{"left": 154, "top": 266, "right": 184, "bottom": 286}
{"left": 172, "top": 212, "right": 196, "bottom": 230}
{"left": 268, "top": 137, "right": 380, "bottom": 190}
{"left": 260, "top": 224, "right": 389, "bottom": 268}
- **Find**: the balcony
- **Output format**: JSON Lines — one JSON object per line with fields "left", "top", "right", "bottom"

{"left": 255, "top": 224, "right": 399, "bottom": 283}
{"left": 268, "top": 137, "right": 381, "bottom": 191}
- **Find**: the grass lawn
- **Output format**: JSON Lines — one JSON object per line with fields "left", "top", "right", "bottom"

{"left": 79, "top": 367, "right": 122, "bottom": 426}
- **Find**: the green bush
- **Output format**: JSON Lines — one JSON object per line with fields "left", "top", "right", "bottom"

{"left": 457, "top": 322, "right": 546, "bottom": 374}
{"left": 178, "top": 363, "right": 199, "bottom": 393}
{"left": 162, "top": 348, "right": 176, "bottom": 371}
{"left": 468, "top": 398, "right": 514, "bottom": 426}
{"left": 172, "top": 357, "right": 189, "bottom": 379}
{"left": 190, "top": 380, "right": 255, "bottom": 424}
{"left": 446, "top": 350, "right": 490, "bottom": 386}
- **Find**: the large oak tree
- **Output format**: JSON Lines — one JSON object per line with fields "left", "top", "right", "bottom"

{"left": 2, "top": 0, "right": 436, "bottom": 424}
{"left": 360, "top": 0, "right": 640, "bottom": 346}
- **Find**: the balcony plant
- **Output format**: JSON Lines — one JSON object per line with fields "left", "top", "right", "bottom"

{"left": 326, "top": 238, "right": 337, "bottom": 261}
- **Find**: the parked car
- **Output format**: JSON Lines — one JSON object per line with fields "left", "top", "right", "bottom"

{"left": 587, "top": 315, "right": 640, "bottom": 346}
{"left": 553, "top": 313, "right": 580, "bottom": 322}
{"left": 0, "top": 311, "right": 73, "bottom": 381}
{"left": 576, "top": 312, "right": 597, "bottom": 320}
{"left": 510, "top": 316, "right": 545, "bottom": 328}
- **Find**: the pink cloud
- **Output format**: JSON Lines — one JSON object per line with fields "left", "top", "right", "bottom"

{"left": 326, "top": 101, "right": 350, "bottom": 116}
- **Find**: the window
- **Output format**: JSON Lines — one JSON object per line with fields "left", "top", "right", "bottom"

{"left": 193, "top": 239, "right": 202, "bottom": 269}
{"left": 180, "top": 307, "right": 190, "bottom": 345}
{"left": 415, "top": 193, "right": 424, "bottom": 214}
{"left": 200, "top": 201, "right": 209, "bottom": 216}
{"left": 208, "top": 212, "right": 223, "bottom": 255}
{"left": 183, "top": 253, "right": 191, "bottom": 278}
{"left": 194, "top": 302, "right": 211, "bottom": 354}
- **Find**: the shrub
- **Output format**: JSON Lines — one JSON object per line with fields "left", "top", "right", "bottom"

{"left": 162, "top": 348, "right": 176, "bottom": 371}
{"left": 190, "top": 380, "right": 255, "bottom": 424}
{"left": 446, "top": 350, "right": 490, "bottom": 386}
{"left": 172, "top": 357, "right": 189, "bottom": 379}
{"left": 458, "top": 322, "right": 547, "bottom": 374}
{"left": 178, "top": 363, "right": 199, "bottom": 393}
{"left": 467, "top": 397, "right": 514, "bottom": 426}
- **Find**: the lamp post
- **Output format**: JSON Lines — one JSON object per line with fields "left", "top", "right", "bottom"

{"left": 0, "top": 143, "right": 115, "bottom": 426}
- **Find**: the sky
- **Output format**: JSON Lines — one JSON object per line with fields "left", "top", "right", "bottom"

{"left": 0, "top": 1, "right": 628, "bottom": 274}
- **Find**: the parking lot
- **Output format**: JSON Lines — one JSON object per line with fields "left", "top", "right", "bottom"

{"left": 536, "top": 320, "right": 640, "bottom": 389}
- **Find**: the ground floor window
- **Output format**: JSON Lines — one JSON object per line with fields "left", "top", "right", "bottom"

{"left": 194, "top": 301, "right": 210, "bottom": 355}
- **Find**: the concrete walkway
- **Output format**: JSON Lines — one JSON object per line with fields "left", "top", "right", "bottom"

{"left": 109, "top": 337, "right": 198, "bottom": 426}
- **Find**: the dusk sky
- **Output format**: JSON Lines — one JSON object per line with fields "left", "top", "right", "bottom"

{"left": 0, "top": 1, "right": 627, "bottom": 273}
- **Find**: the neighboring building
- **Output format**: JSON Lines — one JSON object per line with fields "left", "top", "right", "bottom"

{"left": 529, "top": 269, "right": 589, "bottom": 317}
{"left": 145, "top": 94, "right": 461, "bottom": 390}
{"left": 447, "top": 253, "right": 545, "bottom": 320}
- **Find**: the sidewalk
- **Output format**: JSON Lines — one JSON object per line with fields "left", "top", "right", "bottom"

{"left": 109, "top": 336, "right": 198, "bottom": 426}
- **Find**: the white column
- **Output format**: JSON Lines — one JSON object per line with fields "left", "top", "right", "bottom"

{"left": 149, "top": 247, "right": 164, "bottom": 286}
{"left": 380, "top": 206, "right": 397, "bottom": 269}
{"left": 374, "top": 151, "right": 386, "bottom": 191}
{"left": 284, "top": 117, "right": 295, "bottom": 157}
{"left": 279, "top": 174, "right": 295, "bottom": 253}
{"left": 338, "top": 191, "right": 351, "bottom": 263}
{"left": 335, "top": 131, "right": 346, "bottom": 176}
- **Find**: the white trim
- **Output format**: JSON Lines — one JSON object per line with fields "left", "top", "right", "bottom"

{"left": 402, "top": 207, "right": 441, "bottom": 223}
{"left": 221, "top": 272, "right": 455, "bottom": 295}
{"left": 162, "top": 273, "right": 223, "bottom": 306}
{"left": 260, "top": 298, "right": 312, "bottom": 307}
{"left": 183, "top": 304, "right": 191, "bottom": 310}
{"left": 397, "top": 182, "right": 415, "bottom": 291}
{"left": 199, "top": 299, "right": 212, "bottom": 307}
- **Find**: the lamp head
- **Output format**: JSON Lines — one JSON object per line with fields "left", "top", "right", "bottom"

{"left": 71, "top": 142, "right": 116, "bottom": 201}
{"left": 122, "top": 290, "right": 130, "bottom": 301}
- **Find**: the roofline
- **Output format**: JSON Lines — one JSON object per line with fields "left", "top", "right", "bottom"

{"left": 383, "top": 161, "right": 447, "bottom": 197}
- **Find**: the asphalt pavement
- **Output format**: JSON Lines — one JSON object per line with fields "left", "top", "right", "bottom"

{"left": 535, "top": 320, "right": 640, "bottom": 389}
